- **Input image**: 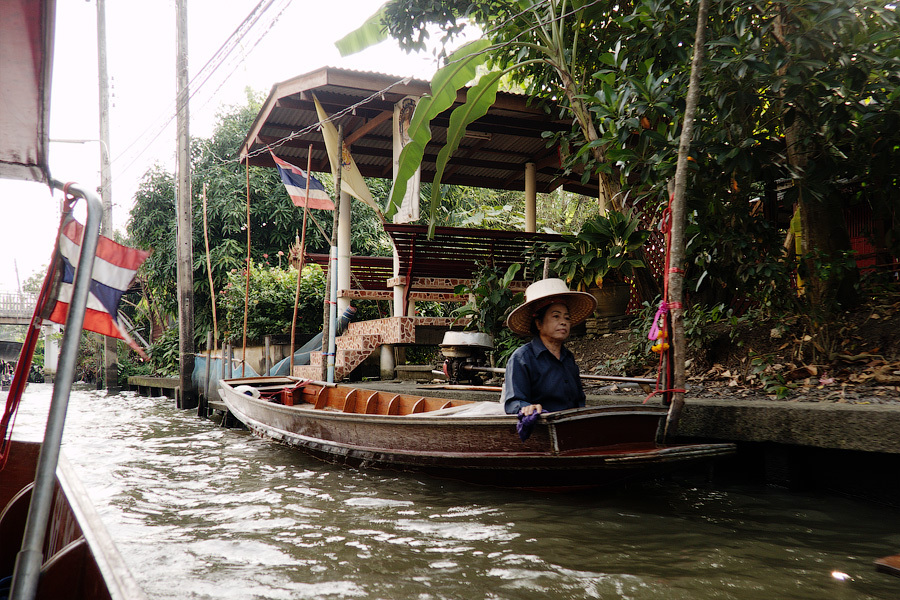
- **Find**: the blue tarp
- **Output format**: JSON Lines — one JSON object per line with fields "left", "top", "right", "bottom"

{"left": 193, "top": 306, "right": 357, "bottom": 398}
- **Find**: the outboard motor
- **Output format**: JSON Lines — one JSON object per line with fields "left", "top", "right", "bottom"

{"left": 439, "top": 331, "right": 493, "bottom": 385}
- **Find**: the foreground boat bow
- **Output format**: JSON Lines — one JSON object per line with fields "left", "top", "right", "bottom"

{"left": 219, "top": 377, "right": 735, "bottom": 490}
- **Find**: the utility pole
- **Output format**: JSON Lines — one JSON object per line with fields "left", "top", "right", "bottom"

{"left": 97, "top": 0, "right": 117, "bottom": 391}
{"left": 175, "top": 0, "right": 196, "bottom": 408}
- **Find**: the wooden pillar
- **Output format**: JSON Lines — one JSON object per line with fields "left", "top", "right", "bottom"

{"left": 525, "top": 162, "right": 536, "bottom": 232}
{"left": 337, "top": 190, "right": 352, "bottom": 314}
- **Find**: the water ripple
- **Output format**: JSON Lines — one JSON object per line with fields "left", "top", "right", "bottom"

{"left": 7, "top": 384, "right": 900, "bottom": 599}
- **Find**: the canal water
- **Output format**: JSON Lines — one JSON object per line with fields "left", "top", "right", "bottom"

{"left": 8, "top": 383, "right": 900, "bottom": 599}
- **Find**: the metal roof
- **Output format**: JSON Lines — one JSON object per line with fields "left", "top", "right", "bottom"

{"left": 239, "top": 66, "right": 599, "bottom": 197}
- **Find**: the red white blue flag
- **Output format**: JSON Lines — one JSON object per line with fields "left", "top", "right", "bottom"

{"left": 46, "top": 218, "right": 151, "bottom": 358}
{"left": 271, "top": 152, "right": 334, "bottom": 210}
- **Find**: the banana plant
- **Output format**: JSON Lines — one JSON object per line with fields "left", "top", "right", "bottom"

{"left": 336, "top": 0, "right": 614, "bottom": 235}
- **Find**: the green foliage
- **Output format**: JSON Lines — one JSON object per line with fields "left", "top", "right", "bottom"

{"left": 148, "top": 327, "right": 180, "bottom": 377}
{"left": 385, "top": 39, "right": 493, "bottom": 226}
{"left": 347, "top": 0, "right": 900, "bottom": 313}
{"left": 749, "top": 353, "right": 792, "bottom": 399}
{"left": 221, "top": 263, "right": 326, "bottom": 342}
{"left": 452, "top": 262, "right": 523, "bottom": 338}
{"left": 127, "top": 90, "right": 391, "bottom": 340}
{"left": 546, "top": 210, "right": 649, "bottom": 291}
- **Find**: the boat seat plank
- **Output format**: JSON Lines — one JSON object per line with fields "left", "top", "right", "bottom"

{"left": 342, "top": 389, "right": 358, "bottom": 413}
{"left": 36, "top": 538, "right": 89, "bottom": 600}
{"left": 0, "top": 483, "right": 33, "bottom": 577}
{"left": 362, "top": 391, "right": 379, "bottom": 414}
{"left": 314, "top": 387, "right": 328, "bottom": 410}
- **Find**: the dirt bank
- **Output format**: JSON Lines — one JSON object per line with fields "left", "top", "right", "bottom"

{"left": 569, "top": 292, "right": 900, "bottom": 404}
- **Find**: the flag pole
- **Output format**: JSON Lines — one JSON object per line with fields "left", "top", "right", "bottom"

{"left": 323, "top": 126, "right": 343, "bottom": 382}
{"left": 290, "top": 145, "right": 314, "bottom": 374}
{"left": 241, "top": 160, "right": 251, "bottom": 377}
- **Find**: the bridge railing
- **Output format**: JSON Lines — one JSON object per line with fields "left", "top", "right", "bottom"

{"left": 0, "top": 292, "right": 38, "bottom": 319}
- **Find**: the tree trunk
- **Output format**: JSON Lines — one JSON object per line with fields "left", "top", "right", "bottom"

{"left": 775, "top": 5, "right": 858, "bottom": 312}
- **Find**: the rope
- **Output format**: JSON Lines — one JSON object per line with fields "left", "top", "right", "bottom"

{"left": 644, "top": 193, "right": 679, "bottom": 405}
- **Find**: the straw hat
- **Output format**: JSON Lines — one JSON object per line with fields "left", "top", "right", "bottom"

{"left": 506, "top": 278, "right": 597, "bottom": 336}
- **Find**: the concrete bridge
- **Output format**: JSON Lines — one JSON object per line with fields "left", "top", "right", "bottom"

{"left": 0, "top": 292, "right": 38, "bottom": 325}
{"left": 0, "top": 291, "right": 60, "bottom": 380}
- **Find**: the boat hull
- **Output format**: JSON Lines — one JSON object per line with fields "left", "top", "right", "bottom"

{"left": 220, "top": 377, "right": 735, "bottom": 490}
{"left": 0, "top": 440, "right": 147, "bottom": 600}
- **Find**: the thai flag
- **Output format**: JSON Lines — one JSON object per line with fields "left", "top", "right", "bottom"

{"left": 271, "top": 152, "right": 334, "bottom": 210}
{"left": 45, "top": 218, "right": 151, "bottom": 358}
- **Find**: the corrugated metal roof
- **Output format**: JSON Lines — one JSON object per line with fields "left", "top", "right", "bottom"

{"left": 240, "top": 66, "right": 598, "bottom": 196}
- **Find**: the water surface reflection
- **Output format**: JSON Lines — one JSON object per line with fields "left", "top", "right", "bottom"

{"left": 10, "top": 384, "right": 899, "bottom": 599}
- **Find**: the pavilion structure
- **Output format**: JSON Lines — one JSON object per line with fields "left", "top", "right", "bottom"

{"left": 239, "top": 67, "right": 598, "bottom": 379}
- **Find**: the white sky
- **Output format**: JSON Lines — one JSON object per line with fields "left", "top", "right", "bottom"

{"left": 0, "top": 0, "right": 451, "bottom": 291}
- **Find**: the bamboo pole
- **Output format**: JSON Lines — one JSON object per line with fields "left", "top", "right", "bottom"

{"left": 290, "top": 145, "right": 314, "bottom": 373}
{"left": 664, "top": 0, "right": 710, "bottom": 440}
{"left": 242, "top": 161, "right": 251, "bottom": 376}
{"left": 202, "top": 182, "right": 218, "bottom": 351}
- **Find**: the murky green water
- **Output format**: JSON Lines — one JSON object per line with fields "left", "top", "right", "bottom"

{"left": 9, "top": 383, "right": 900, "bottom": 599}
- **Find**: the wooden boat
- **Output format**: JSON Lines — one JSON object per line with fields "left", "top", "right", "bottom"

{"left": 3, "top": 2, "right": 150, "bottom": 595}
{"left": 219, "top": 376, "right": 736, "bottom": 490}
{"left": 0, "top": 440, "right": 148, "bottom": 600}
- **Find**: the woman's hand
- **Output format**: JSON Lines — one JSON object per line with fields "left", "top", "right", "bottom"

{"left": 520, "top": 403, "right": 543, "bottom": 417}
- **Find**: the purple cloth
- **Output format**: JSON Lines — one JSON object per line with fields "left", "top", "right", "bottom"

{"left": 516, "top": 409, "right": 544, "bottom": 441}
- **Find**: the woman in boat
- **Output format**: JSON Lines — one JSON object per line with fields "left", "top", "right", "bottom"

{"left": 501, "top": 278, "right": 597, "bottom": 416}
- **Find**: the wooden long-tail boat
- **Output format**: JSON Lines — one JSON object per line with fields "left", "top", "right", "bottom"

{"left": 219, "top": 376, "right": 736, "bottom": 490}
{"left": 1, "top": 440, "right": 147, "bottom": 600}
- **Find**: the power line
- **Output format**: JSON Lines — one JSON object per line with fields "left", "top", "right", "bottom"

{"left": 110, "top": 0, "right": 292, "bottom": 185}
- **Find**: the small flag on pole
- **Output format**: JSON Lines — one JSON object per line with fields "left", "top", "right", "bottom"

{"left": 271, "top": 152, "right": 335, "bottom": 210}
{"left": 45, "top": 218, "right": 151, "bottom": 358}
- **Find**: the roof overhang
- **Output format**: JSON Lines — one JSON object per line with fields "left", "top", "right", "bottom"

{"left": 0, "top": 0, "right": 56, "bottom": 184}
{"left": 240, "top": 66, "right": 599, "bottom": 197}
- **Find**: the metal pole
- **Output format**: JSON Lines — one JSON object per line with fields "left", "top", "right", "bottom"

{"left": 326, "top": 126, "right": 343, "bottom": 383}
{"left": 175, "top": 0, "right": 195, "bottom": 409}
{"left": 10, "top": 183, "right": 102, "bottom": 600}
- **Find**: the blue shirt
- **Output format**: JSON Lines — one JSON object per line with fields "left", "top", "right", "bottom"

{"left": 501, "top": 337, "right": 586, "bottom": 414}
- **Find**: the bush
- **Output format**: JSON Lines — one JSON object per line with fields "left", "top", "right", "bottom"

{"left": 221, "top": 262, "right": 326, "bottom": 342}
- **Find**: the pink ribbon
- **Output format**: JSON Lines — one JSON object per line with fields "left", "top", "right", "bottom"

{"left": 648, "top": 301, "right": 668, "bottom": 341}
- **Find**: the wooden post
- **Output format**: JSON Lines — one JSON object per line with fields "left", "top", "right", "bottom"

{"left": 665, "top": 0, "right": 709, "bottom": 440}
{"left": 524, "top": 162, "right": 536, "bottom": 232}
{"left": 175, "top": 0, "right": 195, "bottom": 409}
{"left": 199, "top": 331, "right": 212, "bottom": 418}
{"left": 264, "top": 335, "right": 271, "bottom": 376}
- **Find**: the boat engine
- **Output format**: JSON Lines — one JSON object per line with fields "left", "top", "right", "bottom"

{"left": 439, "top": 331, "right": 493, "bottom": 385}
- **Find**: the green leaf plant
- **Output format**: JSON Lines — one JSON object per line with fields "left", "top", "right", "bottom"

{"left": 545, "top": 209, "right": 649, "bottom": 292}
